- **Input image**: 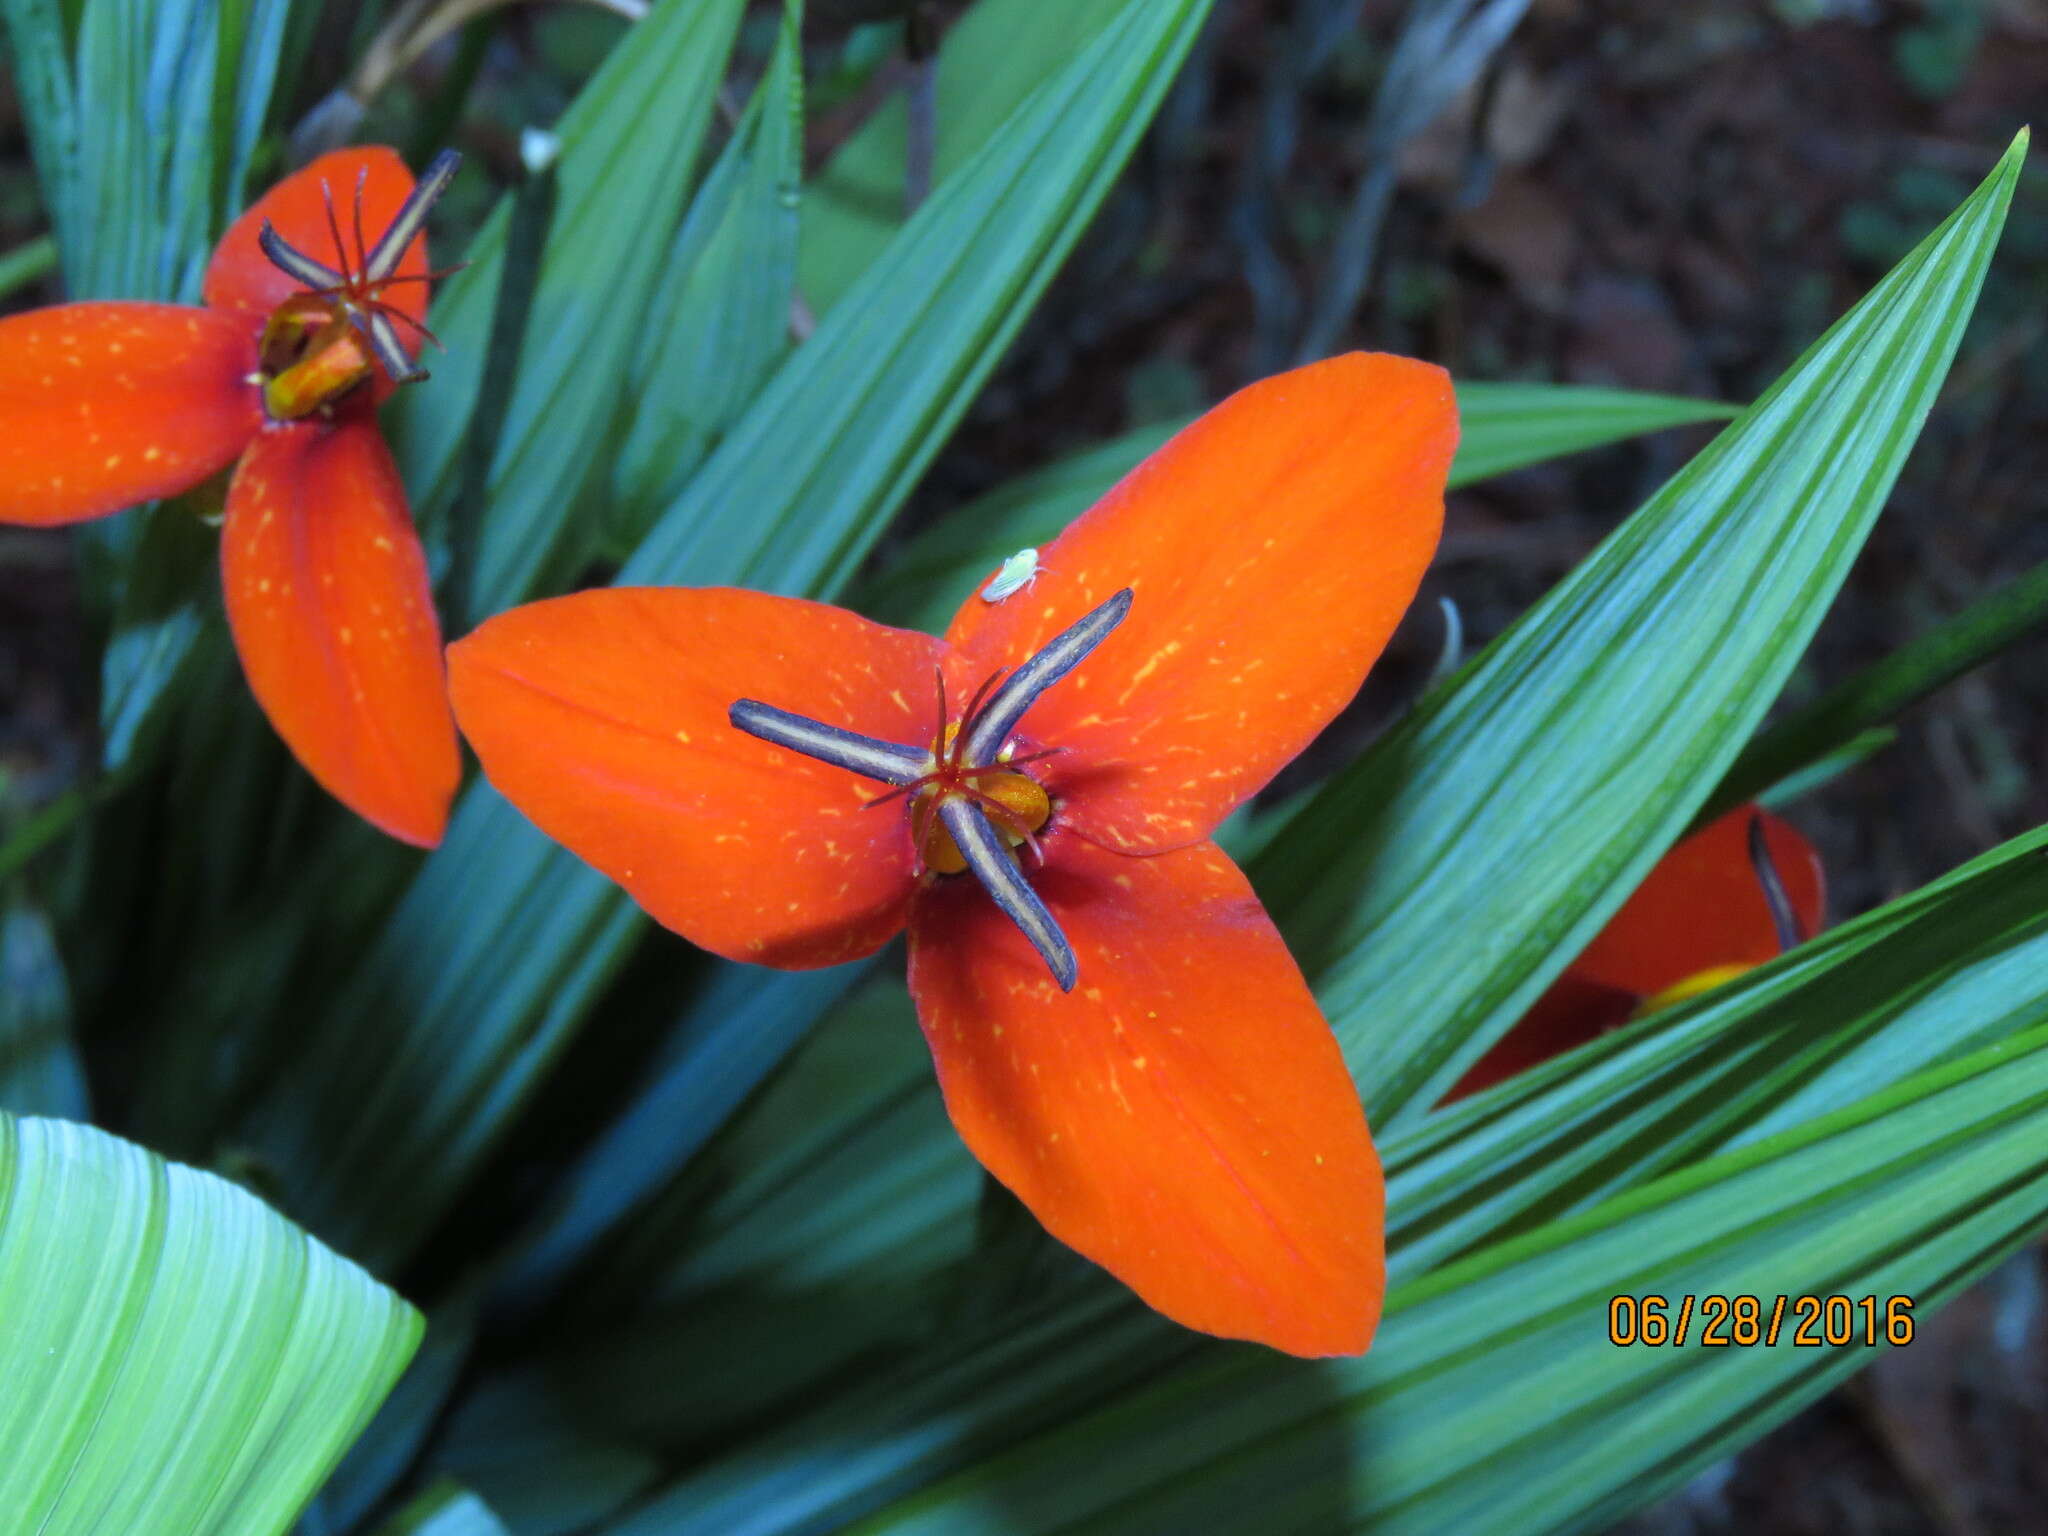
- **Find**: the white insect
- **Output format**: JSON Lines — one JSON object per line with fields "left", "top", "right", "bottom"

{"left": 980, "top": 547, "right": 1048, "bottom": 603}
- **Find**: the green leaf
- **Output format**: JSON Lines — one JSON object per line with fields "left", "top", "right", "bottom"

{"left": 1446, "top": 382, "right": 1737, "bottom": 484}
{"left": 0, "top": 231, "right": 58, "bottom": 300}
{"left": 622, "top": 0, "right": 1218, "bottom": 595}
{"left": 1753, "top": 725, "right": 1895, "bottom": 809}
{"left": 1704, "top": 549, "right": 2048, "bottom": 823}
{"left": 797, "top": 0, "right": 1126, "bottom": 313}
{"left": 1252, "top": 131, "right": 2027, "bottom": 1131}
{"left": 854, "top": 383, "right": 1740, "bottom": 633}
{"left": 235, "top": 0, "right": 1218, "bottom": 1277}
{"left": 0, "top": 1112, "right": 420, "bottom": 1534}
{"left": 844, "top": 1023, "right": 2048, "bottom": 1536}
{"left": 301, "top": 1296, "right": 479, "bottom": 1536}
{"left": 604, "top": 0, "right": 805, "bottom": 554}
{"left": 5, "top": 0, "right": 286, "bottom": 302}
{"left": 492, "top": 959, "right": 866, "bottom": 1310}
{"left": 1382, "top": 822, "right": 2048, "bottom": 1280}
{"left": 386, "top": 0, "right": 749, "bottom": 613}
{"left": 370, "top": 1480, "right": 510, "bottom": 1536}
{"left": 92, "top": 484, "right": 223, "bottom": 772}
{"left": 0, "top": 901, "right": 87, "bottom": 1118}
{"left": 563, "top": 823, "right": 2048, "bottom": 1536}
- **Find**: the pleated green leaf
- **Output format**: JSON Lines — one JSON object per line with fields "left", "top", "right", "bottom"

{"left": 798, "top": 0, "right": 1126, "bottom": 313}
{"left": 3, "top": 0, "right": 286, "bottom": 302}
{"left": 298, "top": 1297, "right": 480, "bottom": 1536}
{"left": 605, "top": 0, "right": 805, "bottom": 554}
{"left": 623, "top": 0, "right": 1217, "bottom": 595}
{"left": 1443, "top": 382, "right": 1737, "bottom": 485}
{"left": 1704, "top": 548, "right": 2048, "bottom": 823}
{"left": 234, "top": 0, "right": 1218, "bottom": 1276}
{"left": 856, "top": 383, "right": 1739, "bottom": 633}
{"left": 845, "top": 1023, "right": 2048, "bottom": 1536}
{"left": 386, "top": 0, "right": 747, "bottom": 614}
{"left": 370, "top": 1481, "right": 511, "bottom": 1536}
{"left": 1382, "top": 822, "right": 2048, "bottom": 1280}
{"left": 496, "top": 825, "right": 2048, "bottom": 1536}
{"left": 1253, "top": 131, "right": 2027, "bottom": 1131}
{"left": 0, "top": 1113, "right": 420, "bottom": 1535}
{"left": 491, "top": 961, "right": 866, "bottom": 1310}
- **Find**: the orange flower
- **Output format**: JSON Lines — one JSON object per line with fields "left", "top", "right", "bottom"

{"left": 1445, "top": 804, "right": 1826, "bottom": 1102}
{"left": 447, "top": 354, "right": 1458, "bottom": 1356}
{"left": 0, "top": 147, "right": 462, "bottom": 846}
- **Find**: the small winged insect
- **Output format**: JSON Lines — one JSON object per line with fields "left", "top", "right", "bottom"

{"left": 981, "top": 547, "right": 1048, "bottom": 603}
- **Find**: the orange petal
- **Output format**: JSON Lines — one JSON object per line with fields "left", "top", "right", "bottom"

{"left": 1440, "top": 972, "right": 1638, "bottom": 1103}
{"left": 1570, "top": 804, "right": 1826, "bottom": 998}
{"left": 943, "top": 353, "right": 1456, "bottom": 854}
{"left": 222, "top": 420, "right": 458, "bottom": 846}
{"left": 908, "top": 832, "right": 1383, "bottom": 1356}
{"left": 447, "top": 588, "right": 947, "bottom": 969}
{"left": 203, "top": 146, "right": 430, "bottom": 345}
{"left": 0, "top": 302, "right": 259, "bottom": 526}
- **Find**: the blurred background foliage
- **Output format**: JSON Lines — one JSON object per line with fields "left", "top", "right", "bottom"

{"left": 0, "top": 1, "right": 2044, "bottom": 1533}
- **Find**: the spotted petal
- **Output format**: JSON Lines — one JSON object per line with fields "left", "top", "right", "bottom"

{"left": 1571, "top": 804, "right": 1825, "bottom": 997}
{"left": 0, "top": 303, "right": 259, "bottom": 526}
{"left": 448, "top": 588, "right": 946, "bottom": 969}
{"left": 944, "top": 352, "right": 1456, "bottom": 854}
{"left": 222, "top": 419, "right": 458, "bottom": 846}
{"left": 1443, "top": 804, "right": 1825, "bottom": 1102}
{"left": 908, "top": 832, "right": 1383, "bottom": 1356}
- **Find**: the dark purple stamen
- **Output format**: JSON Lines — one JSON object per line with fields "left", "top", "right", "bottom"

{"left": 256, "top": 147, "right": 463, "bottom": 387}
{"left": 1746, "top": 812, "right": 1804, "bottom": 952}
{"left": 726, "top": 588, "right": 1133, "bottom": 989}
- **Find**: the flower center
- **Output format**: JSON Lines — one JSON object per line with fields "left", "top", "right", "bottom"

{"left": 253, "top": 149, "right": 461, "bottom": 422}
{"left": 728, "top": 588, "right": 1133, "bottom": 991}
{"left": 873, "top": 689, "right": 1060, "bottom": 877}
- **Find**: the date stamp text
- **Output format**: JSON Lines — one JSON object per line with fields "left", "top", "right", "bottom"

{"left": 1607, "top": 1294, "right": 1914, "bottom": 1347}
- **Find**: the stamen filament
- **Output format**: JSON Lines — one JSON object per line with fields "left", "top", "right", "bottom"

{"left": 351, "top": 166, "right": 372, "bottom": 278}
{"left": 366, "top": 306, "right": 425, "bottom": 384}
{"left": 962, "top": 590, "right": 1132, "bottom": 764}
{"left": 321, "top": 177, "right": 354, "bottom": 285}
{"left": 728, "top": 699, "right": 929, "bottom": 785}
{"left": 365, "top": 147, "right": 461, "bottom": 282}
{"left": 955, "top": 666, "right": 1010, "bottom": 748}
{"left": 257, "top": 223, "right": 345, "bottom": 292}
{"left": 930, "top": 668, "right": 950, "bottom": 762}
{"left": 938, "top": 798, "right": 1076, "bottom": 990}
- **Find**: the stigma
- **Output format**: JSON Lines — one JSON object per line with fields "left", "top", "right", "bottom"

{"left": 729, "top": 589, "right": 1133, "bottom": 990}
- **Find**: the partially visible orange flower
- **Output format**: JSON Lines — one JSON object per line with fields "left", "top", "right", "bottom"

{"left": 446, "top": 354, "right": 1459, "bottom": 1356}
{"left": 1445, "top": 804, "right": 1826, "bottom": 1102}
{"left": 0, "top": 147, "right": 462, "bottom": 846}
